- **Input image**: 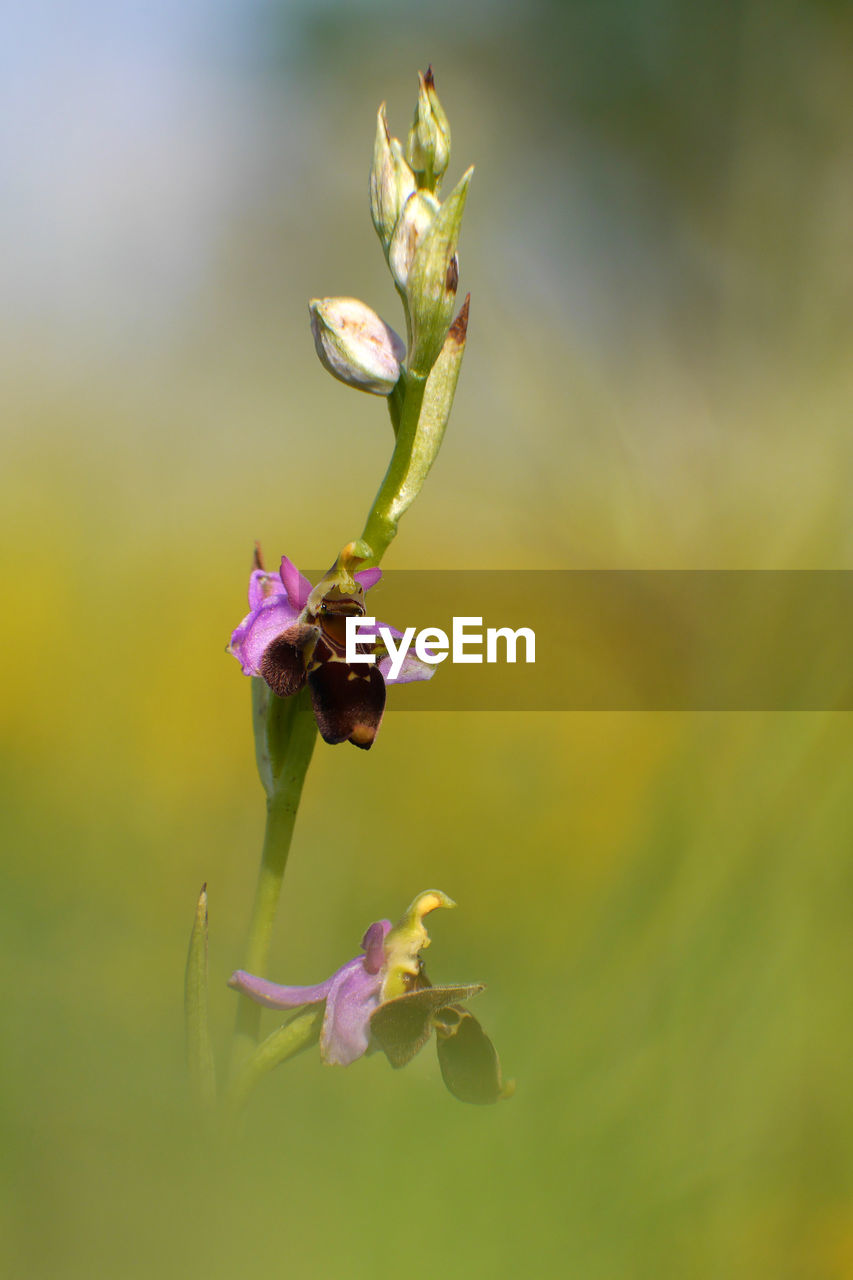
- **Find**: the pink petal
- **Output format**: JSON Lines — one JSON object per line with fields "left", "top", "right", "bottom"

{"left": 361, "top": 920, "right": 392, "bottom": 974}
{"left": 230, "top": 595, "right": 300, "bottom": 676}
{"left": 353, "top": 568, "right": 382, "bottom": 592}
{"left": 378, "top": 650, "right": 436, "bottom": 685}
{"left": 279, "top": 556, "right": 313, "bottom": 610}
{"left": 320, "top": 959, "right": 383, "bottom": 1066}
{"left": 248, "top": 569, "right": 287, "bottom": 611}
{"left": 228, "top": 969, "right": 336, "bottom": 1009}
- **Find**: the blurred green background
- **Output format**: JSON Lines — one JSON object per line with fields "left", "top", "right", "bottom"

{"left": 2, "top": 1, "right": 853, "bottom": 1276}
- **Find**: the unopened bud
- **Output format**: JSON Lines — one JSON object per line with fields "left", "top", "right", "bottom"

{"left": 406, "top": 67, "right": 451, "bottom": 192}
{"left": 309, "top": 297, "right": 406, "bottom": 396}
{"left": 389, "top": 190, "right": 440, "bottom": 290}
{"left": 369, "top": 105, "right": 417, "bottom": 252}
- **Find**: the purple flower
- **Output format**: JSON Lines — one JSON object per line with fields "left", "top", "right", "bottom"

{"left": 228, "top": 552, "right": 432, "bottom": 749}
{"left": 228, "top": 891, "right": 512, "bottom": 1104}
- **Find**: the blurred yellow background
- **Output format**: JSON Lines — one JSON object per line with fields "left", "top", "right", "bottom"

{"left": 2, "top": 2, "right": 852, "bottom": 1276}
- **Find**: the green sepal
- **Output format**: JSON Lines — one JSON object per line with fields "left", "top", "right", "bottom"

{"left": 370, "top": 983, "right": 484, "bottom": 1068}
{"left": 184, "top": 884, "right": 216, "bottom": 1108}
{"left": 406, "top": 168, "right": 472, "bottom": 376}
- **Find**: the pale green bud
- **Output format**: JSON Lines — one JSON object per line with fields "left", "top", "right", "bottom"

{"left": 388, "top": 190, "right": 440, "bottom": 289}
{"left": 369, "top": 104, "right": 416, "bottom": 252}
{"left": 405, "top": 167, "right": 472, "bottom": 376}
{"left": 309, "top": 297, "right": 406, "bottom": 395}
{"left": 406, "top": 67, "right": 451, "bottom": 193}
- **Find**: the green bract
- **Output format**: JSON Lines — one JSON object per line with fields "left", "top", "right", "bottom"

{"left": 405, "top": 168, "right": 472, "bottom": 376}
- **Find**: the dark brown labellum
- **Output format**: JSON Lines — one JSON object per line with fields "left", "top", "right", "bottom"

{"left": 308, "top": 658, "right": 386, "bottom": 750}
{"left": 259, "top": 624, "right": 317, "bottom": 698}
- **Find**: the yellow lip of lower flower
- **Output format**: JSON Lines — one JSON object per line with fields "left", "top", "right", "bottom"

{"left": 380, "top": 889, "right": 456, "bottom": 1001}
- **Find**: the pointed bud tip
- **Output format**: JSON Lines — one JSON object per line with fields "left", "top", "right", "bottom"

{"left": 424, "top": 65, "right": 436, "bottom": 90}
{"left": 449, "top": 294, "right": 470, "bottom": 344}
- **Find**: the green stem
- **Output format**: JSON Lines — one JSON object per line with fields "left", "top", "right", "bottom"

{"left": 230, "top": 685, "right": 318, "bottom": 1077}
{"left": 387, "top": 375, "right": 405, "bottom": 436}
{"left": 359, "top": 371, "right": 427, "bottom": 567}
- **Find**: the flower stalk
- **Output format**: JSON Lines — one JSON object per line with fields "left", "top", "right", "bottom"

{"left": 359, "top": 370, "right": 429, "bottom": 567}
{"left": 230, "top": 684, "right": 317, "bottom": 1077}
{"left": 189, "top": 68, "right": 493, "bottom": 1118}
{"left": 360, "top": 295, "right": 469, "bottom": 566}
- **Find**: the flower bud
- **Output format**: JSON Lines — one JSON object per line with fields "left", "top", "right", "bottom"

{"left": 309, "top": 297, "right": 406, "bottom": 395}
{"left": 388, "top": 190, "right": 440, "bottom": 290}
{"left": 369, "top": 105, "right": 417, "bottom": 252}
{"left": 406, "top": 67, "right": 451, "bottom": 192}
{"left": 405, "top": 167, "right": 472, "bottom": 376}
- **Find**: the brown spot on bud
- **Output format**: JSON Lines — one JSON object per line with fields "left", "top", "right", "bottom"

{"left": 424, "top": 66, "right": 436, "bottom": 91}
{"left": 448, "top": 293, "right": 470, "bottom": 345}
{"left": 446, "top": 254, "right": 459, "bottom": 295}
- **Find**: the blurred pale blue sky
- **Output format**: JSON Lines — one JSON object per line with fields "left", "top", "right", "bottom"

{"left": 2, "top": 2, "right": 265, "bottom": 343}
{"left": 1, "top": 0, "right": 672, "bottom": 363}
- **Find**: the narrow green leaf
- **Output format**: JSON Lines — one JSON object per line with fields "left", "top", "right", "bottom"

{"left": 184, "top": 883, "right": 216, "bottom": 1108}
